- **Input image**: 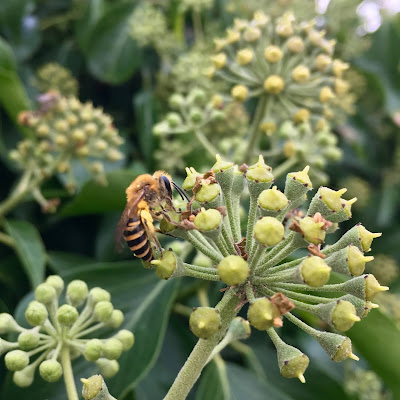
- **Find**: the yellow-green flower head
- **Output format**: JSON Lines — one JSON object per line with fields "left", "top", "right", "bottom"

{"left": 189, "top": 307, "right": 221, "bottom": 339}
{"left": 218, "top": 255, "right": 249, "bottom": 286}
{"left": 300, "top": 256, "right": 331, "bottom": 287}
{"left": 211, "top": 11, "right": 353, "bottom": 125}
{"left": 254, "top": 217, "right": 285, "bottom": 246}
{"left": 258, "top": 186, "right": 288, "bottom": 211}
{"left": 34, "top": 63, "right": 78, "bottom": 97}
{"left": 247, "top": 155, "right": 273, "bottom": 182}
{"left": 247, "top": 298, "right": 278, "bottom": 330}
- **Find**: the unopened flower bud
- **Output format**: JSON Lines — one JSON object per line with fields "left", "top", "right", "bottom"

{"left": 96, "top": 359, "right": 119, "bottom": 378}
{"left": 264, "top": 75, "right": 285, "bottom": 94}
{"left": 357, "top": 225, "right": 381, "bottom": 252}
{"left": 254, "top": 217, "right": 284, "bottom": 247}
{"left": 55, "top": 134, "right": 68, "bottom": 146}
{"left": 107, "top": 149, "right": 123, "bottom": 161}
{"left": 258, "top": 187, "right": 288, "bottom": 212}
{"left": 247, "top": 155, "right": 273, "bottom": 183}
{"left": 13, "top": 364, "right": 35, "bottom": 387}
{"left": 227, "top": 317, "right": 251, "bottom": 340}
{"left": 55, "top": 304, "right": 78, "bottom": 326}
{"left": 331, "top": 300, "right": 360, "bottom": 332}
{"left": 93, "top": 301, "right": 114, "bottom": 323}
{"left": 299, "top": 216, "right": 326, "bottom": 245}
{"left": 182, "top": 167, "right": 202, "bottom": 191}
{"left": 67, "top": 280, "right": 89, "bottom": 307}
{"left": 194, "top": 208, "right": 222, "bottom": 231}
{"left": 226, "top": 28, "right": 240, "bottom": 43}
{"left": 243, "top": 26, "right": 261, "bottom": 42}
{"left": 103, "top": 338, "right": 123, "bottom": 360}
{"left": 287, "top": 36, "right": 304, "bottom": 53}
{"left": 292, "top": 66, "right": 310, "bottom": 83}
{"left": 169, "top": 94, "right": 185, "bottom": 109}
{"left": 193, "top": 252, "right": 213, "bottom": 268}
{"left": 285, "top": 166, "right": 313, "bottom": 201}
{"left": 89, "top": 287, "right": 111, "bottom": 306}
{"left": 348, "top": 246, "right": 373, "bottom": 276}
{"left": 236, "top": 48, "right": 253, "bottom": 65}
{"left": 195, "top": 181, "right": 220, "bottom": 203}
{"left": 115, "top": 329, "right": 135, "bottom": 351}
{"left": 152, "top": 251, "right": 178, "bottom": 279}
{"left": 319, "top": 86, "right": 335, "bottom": 103}
{"left": 105, "top": 310, "right": 124, "bottom": 329}
{"left": 18, "top": 330, "right": 40, "bottom": 350}
{"left": 39, "top": 360, "right": 63, "bottom": 382}
{"left": 189, "top": 307, "right": 221, "bottom": 339}
{"left": 315, "top": 54, "right": 331, "bottom": 71}
{"left": 190, "top": 88, "right": 206, "bottom": 104}
{"left": 45, "top": 275, "right": 64, "bottom": 296}
{"left": 211, "top": 53, "right": 227, "bottom": 69}
{"left": 264, "top": 46, "right": 283, "bottom": 63}
{"left": 85, "top": 339, "right": 104, "bottom": 362}
{"left": 314, "top": 332, "right": 358, "bottom": 362}
{"left": 319, "top": 187, "right": 347, "bottom": 212}
{"left": 365, "top": 275, "right": 389, "bottom": 300}
{"left": 25, "top": 301, "right": 48, "bottom": 326}
{"left": 81, "top": 375, "right": 103, "bottom": 400}
{"left": 166, "top": 113, "right": 182, "bottom": 128}
{"left": 189, "top": 107, "right": 203, "bottom": 124}
{"left": 260, "top": 121, "right": 277, "bottom": 136}
{"left": 332, "top": 59, "right": 349, "bottom": 77}
{"left": 0, "top": 313, "right": 20, "bottom": 334}
{"left": 231, "top": 85, "right": 249, "bottom": 102}
{"left": 293, "top": 109, "right": 310, "bottom": 123}
{"left": 247, "top": 298, "right": 277, "bottom": 330}
{"left": 35, "top": 283, "right": 57, "bottom": 304}
{"left": 300, "top": 256, "right": 331, "bottom": 287}
{"left": 5, "top": 350, "right": 30, "bottom": 371}
{"left": 218, "top": 255, "right": 249, "bottom": 286}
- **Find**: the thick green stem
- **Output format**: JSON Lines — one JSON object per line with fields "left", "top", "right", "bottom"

{"left": 183, "top": 231, "right": 223, "bottom": 263}
{"left": 195, "top": 129, "right": 218, "bottom": 158}
{"left": 61, "top": 346, "right": 79, "bottom": 400}
{"left": 0, "top": 231, "right": 15, "bottom": 248}
{"left": 192, "top": 10, "right": 204, "bottom": 43}
{"left": 221, "top": 225, "right": 237, "bottom": 255}
{"left": 224, "top": 192, "right": 241, "bottom": 243}
{"left": 245, "top": 196, "right": 258, "bottom": 254}
{"left": 163, "top": 290, "right": 240, "bottom": 400}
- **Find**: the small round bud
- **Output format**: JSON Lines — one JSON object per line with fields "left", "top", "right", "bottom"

{"left": 300, "top": 256, "right": 331, "bottom": 287}
{"left": 105, "top": 309, "right": 124, "bottom": 329}
{"left": 212, "top": 154, "right": 234, "bottom": 172}
{"left": 231, "top": 85, "right": 248, "bottom": 102}
{"left": 18, "top": 330, "right": 40, "bottom": 350}
{"left": 258, "top": 187, "right": 288, "bottom": 211}
{"left": 264, "top": 75, "right": 285, "bottom": 94}
{"left": 57, "top": 304, "right": 79, "bottom": 326}
{"left": 254, "top": 217, "right": 285, "bottom": 247}
{"left": 236, "top": 48, "right": 253, "bottom": 65}
{"left": 293, "top": 109, "right": 310, "bottom": 123}
{"left": 299, "top": 216, "right": 326, "bottom": 245}
{"left": 39, "top": 359, "right": 63, "bottom": 382}
{"left": 45, "top": 275, "right": 64, "bottom": 295}
{"left": 357, "top": 225, "right": 381, "bottom": 252}
{"left": 84, "top": 122, "right": 97, "bottom": 136}
{"left": 195, "top": 181, "right": 220, "bottom": 203}
{"left": 93, "top": 301, "right": 114, "bottom": 323}
{"left": 247, "top": 298, "right": 277, "bottom": 330}
{"left": 96, "top": 359, "right": 119, "bottom": 378}
{"left": 260, "top": 121, "right": 277, "bottom": 136}
{"left": 247, "top": 155, "right": 273, "bottom": 183}
{"left": 81, "top": 375, "right": 103, "bottom": 400}
{"left": 55, "top": 134, "right": 68, "bottom": 146}
{"left": 84, "top": 339, "right": 104, "bottom": 362}
{"left": 152, "top": 251, "right": 177, "bottom": 280}
{"left": 332, "top": 300, "right": 360, "bottom": 332}
{"left": 189, "top": 307, "right": 221, "bottom": 339}
{"left": 166, "top": 112, "right": 182, "bottom": 128}
{"left": 319, "top": 86, "right": 335, "bottom": 103}
{"left": 283, "top": 141, "right": 296, "bottom": 157}
{"left": 189, "top": 107, "right": 203, "bottom": 124}
{"left": 0, "top": 313, "right": 20, "bottom": 334}
{"left": 107, "top": 149, "right": 123, "bottom": 161}
{"left": 287, "top": 36, "right": 304, "bottom": 53}
{"left": 37, "top": 124, "right": 49, "bottom": 137}
{"left": 35, "top": 283, "right": 57, "bottom": 304}
{"left": 332, "top": 59, "right": 349, "bottom": 77}
{"left": 287, "top": 165, "right": 312, "bottom": 188}
{"left": 226, "top": 28, "right": 240, "bottom": 43}
{"left": 194, "top": 208, "right": 222, "bottom": 231}
{"left": 193, "top": 253, "right": 213, "bottom": 268}
{"left": 25, "top": 301, "right": 48, "bottom": 326}
{"left": 67, "top": 280, "right": 89, "bottom": 307}
{"left": 182, "top": 167, "right": 202, "bottom": 191}
{"left": 103, "top": 338, "right": 124, "bottom": 360}
{"left": 169, "top": 94, "right": 185, "bottom": 109}
{"left": 243, "top": 26, "right": 261, "bottom": 42}
{"left": 365, "top": 275, "right": 389, "bottom": 301}
{"left": 211, "top": 53, "right": 227, "bottom": 69}
{"left": 334, "top": 78, "right": 350, "bottom": 95}
{"left": 115, "top": 329, "right": 135, "bottom": 351}
{"left": 319, "top": 187, "right": 347, "bottom": 212}
{"left": 5, "top": 350, "right": 30, "bottom": 371}
{"left": 264, "top": 46, "right": 283, "bottom": 63}
{"left": 218, "top": 255, "right": 249, "bottom": 286}
{"left": 292, "top": 66, "right": 310, "bottom": 83}
{"left": 315, "top": 54, "right": 331, "bottom": 71}
{"left": 89, "top": 287, "right": 111, "bottom": 305}
{"left": 347, "top": 246, "right": 373, "bottom": 276}
{"left": 13, "top": 365, "right": 35, "bottom": 387}
{"left": 72, "top": 128, "right": 86, "bottom": 142}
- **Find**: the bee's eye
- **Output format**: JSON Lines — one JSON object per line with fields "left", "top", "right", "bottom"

{"left": 161, "top": 175, "right": 172, "bottom": 198}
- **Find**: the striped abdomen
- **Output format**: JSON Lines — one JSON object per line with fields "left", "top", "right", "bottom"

{"left": 124, "top": 216, "right": 153, "bottom": 262}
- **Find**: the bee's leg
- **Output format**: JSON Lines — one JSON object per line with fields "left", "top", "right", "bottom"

{"left": 154, "top": 210, "right": 180, "bottom": 226}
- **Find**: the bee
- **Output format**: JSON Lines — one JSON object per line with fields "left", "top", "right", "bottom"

{"left": 115, "top": 171, "right": 188, "bottom": 262}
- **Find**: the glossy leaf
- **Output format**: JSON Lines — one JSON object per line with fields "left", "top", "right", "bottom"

{"left": 84, "top": 3, "right": 142, "bottom": 84}
{"left": 196, "top": 360, "right": 229, "bottom": 400}
{"left": 4, "top": 219, "right": 46, "bottom": 288}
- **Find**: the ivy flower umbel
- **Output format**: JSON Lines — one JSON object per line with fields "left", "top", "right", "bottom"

{"left": 148, "top": 156, "right": 384, "bottom": 397}
{"left": 0, "top": 276, "right": 134, "bottom": 399}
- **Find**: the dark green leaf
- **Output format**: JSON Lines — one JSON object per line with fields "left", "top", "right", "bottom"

{"left": 85, "top": 3, "right": 142, "bottom": 84}
{"left": 4, "top": 219, "right": 46, "bottom": 288}
{"left": 196, "top": 360, "right": 229, "bottom": 400}
{"left": 0, "top": 36, "right": 17, "bottom": 71}
{"left": 47, "top": 250, "right": 95, "bottom": 273}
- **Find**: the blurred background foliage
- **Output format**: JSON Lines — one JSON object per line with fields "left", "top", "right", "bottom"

{"left": 0, "top": 0, "right": 399, "bottom": 399}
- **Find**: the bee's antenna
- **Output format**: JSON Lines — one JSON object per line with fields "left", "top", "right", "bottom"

{"left": 172, "top": 182, "right": 190, "bottom": 201}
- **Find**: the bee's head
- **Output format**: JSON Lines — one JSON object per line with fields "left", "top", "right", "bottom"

{"left": 153, "top": 170, "right": 189, "bottom": 201}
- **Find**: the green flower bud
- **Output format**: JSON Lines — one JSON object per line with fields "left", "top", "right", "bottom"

{"left": 189, "top": 107, "right": 203, "bottom": 124}
{"left": 218, "top": 255, "right": 249, "bottom": 286}
{"left": 45, "top": 275, "right": 64, "bottom": 296}
{"left": 57, "top": 304, "right": 79, "bottom": 326}
{"left": 13, "top": 364, "right": 35, "bottom": 387}
{"left": 357, "top": 225, "right": 381, "bottom": 252}
{"left": 152, "top": 251, "right": 178, "bottom": 279}
{"left": 247, "top": 298, "right": 278, "bottom": 331}
{"left": 96, "top": 359, "right": 119, "bottom": 378}
{"left": 227, "top": 317, "right": 251, "bottom": 340}
{"left": 331, "top": 300, "right": 360, "bottom": 332}
{"left": 258, "top": 187, "right": 288, "bottom": 213}
{"left": 347, "top": 246, "right": 373, "bottom": 276}
{"left": 0, "top": 313, "right": 20, "bottom": 334}
{"left": 103, "top": 338, "right": 124, "bottom": 360}
{"left": 231, "top": 84, "right": 248, "bottom": 102}
{"left": 18, "top": 330, "right": 40, "bottom": 350}
{"left": 89, "top": 287, "right": 111, "bottom": 306}
{"left": 314, "top": 332, "right": 358, "bottom": 362}
{"left": 35, "top": 283, "right": 57, "bottom": 304}
{"left": 342, "top": 198, "right": 357, "bottom": 218}
{"left": 324, "top": 146, "right": 342, "bottom": 162}
{"left": 67, "top": 280, "right": 89, "bottom": 307}
{"left": 81, "top": 375, "right": 103, "bottom": 400}
{"left": 115, "top": 329, "right": 135, "bottom": 351}
{"left": 212, "top": 154, "right": 235, "bottom": 173}
{"left": 365, "top": 275, "right": 389, "bottom": 301}
{"left": 194, "top": 208, "right": 222, "bottom": 231}
{"left": 159, "top": 211, "right": 180, "bottom": 233}
{"left": 299, "top": 216, "right": 326, "bottom": 245}
{"left": 84, "top": 339, "right": 104, "bottom": 362}
{"left": 284, "top": 166, "right": 312, "bottom": 201}
{"left": 247, "top": 155, "right": 274, "bottom": 183}
{"left": 319, "top": 187, "right": 347, "bottom": 212}
{"left": 189, "top": 307, "right": 221, "bottom": 339}
{"left": 264, "top": 75, "right": 285, "bottom": 94}
{"left": 169, "top": 94, "right": 185, "bottom": 109}
{"left": 0, "top": 338, "right": 18, "bottom": 357}
{"left": 39, "top": 360, "right": 63, "bottom": 382}
{"left": 193, "top": 252, "right": 213, "bottom": 268}
{"left": 105, "top": 309, "right": 124, "bottom": 329}
{"left": 182, "top": 167, "right": 202, "bottom": 191}
{"left": 254, "top": 217, "right": 285, "bottom": 247}
{"left": 5, "top": 350, "right": 30, "bottom": 371}
{"left": 93, "top": 301, "right": 114, "bottom": 323}
{"left": 300, "top": 256, "right": 331, "bottom": 287}
{"left": 195, "top": 181, "right": 220, "bottom": 203}
{"left": 25, "top": 301, "right": 48, "bottom": 326}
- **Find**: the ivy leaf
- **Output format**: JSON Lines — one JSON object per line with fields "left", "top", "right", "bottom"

{"left": 3, "top": 219, "right": 46, "bottom": 288}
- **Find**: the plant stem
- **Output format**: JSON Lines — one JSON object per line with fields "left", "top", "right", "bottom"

{"left": 272, "top": 157, "right": 298, "bottom": 179}
{"left": 194, "top": 129, "right": 218, "bottom": 158}
{"left": 192, "top": 10, "right": 203, "bottom": 43}
{"left": 163, "top": 290, "right": 240, "bottom": 400}
{"left": 61, "top": 346, "right": 78, "bottom": 400}
{"left": 0, "top": 231, "right": 15, "bottom": 248}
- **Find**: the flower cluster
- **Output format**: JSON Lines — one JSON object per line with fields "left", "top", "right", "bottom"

{"left": 12, "top": 92, "right": 124, "bottom": 196}
{"left": 0, "top": 276, "right": 134, "bottom": 388}
{"left": 148, "top": 156, "right": 385, "bottom": 382}
{"left": 33, "top": 63, "right": 79, "bottom": 97}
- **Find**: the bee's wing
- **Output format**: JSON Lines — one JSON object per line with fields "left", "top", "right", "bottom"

{"left": 114, "top": 190, "right": 146, "bottom": 252}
